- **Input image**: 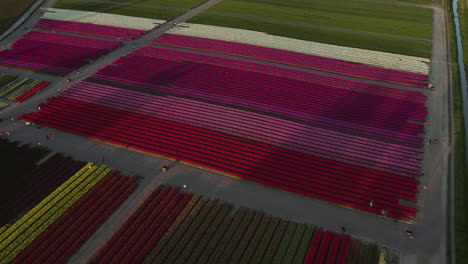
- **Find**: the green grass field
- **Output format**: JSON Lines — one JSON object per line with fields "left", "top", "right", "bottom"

{"left": 0, "top": 0, "right": 36, "bottom": 34}
{"left": 187, "top": 0, "right": 433, "bottom": 57}
{"left": 53, "top": 0, "right": 205, "bottom": 20}
{"left": 188, "top": 14, "right": 432, "bottom": 57}
{"left": 204, "top": 0, "right": 432, "bottom": 40}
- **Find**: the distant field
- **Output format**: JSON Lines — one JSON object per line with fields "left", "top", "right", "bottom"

{"left": 0, "top": 0, "right": 36, "bottom": 34}
{"left": 53, "top": 0, "right": 204, "bottom": 20}
{"left": 189, "top": 14, "right": 432, "bottom": 57}
{"left": 203, "top": 0, "right": 433, "bottom": 40}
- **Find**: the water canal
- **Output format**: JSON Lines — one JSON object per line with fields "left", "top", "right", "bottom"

{"left": 452, "top": 0, "right": 468, "bottom": 157}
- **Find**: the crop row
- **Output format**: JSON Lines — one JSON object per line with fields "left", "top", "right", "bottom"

{"left": 0, "top": 74, "right": 48, "bottom": 102}
{"left": 0, "top": 31, "right": 121, "bottom": 76}
{"left": 0, "top": 154, "right": 86, "bottom": 226}
{"left": 89, "top": 184, "right": 382, "bottom": 263}
{"left": 22, "top": 96, "right": 420, "bottom": 219}
{"left": 153, "top": 33, "right": 429, "bottom": 87}
{"left": 44, "top": 8, "right": 166, "bottom": 30}
{"left": 0, "top": 164, "right": 111, "bottom": 263}
{"left": 35, "top": 19, "right": 146, "bottom": 40}
{"left": 165, "top": 22, "right": 430, "bottom": 74}
{"left": 64, "top": 81, "right": 423, "bottom": 177}
{"left": 11, "top": 170, "right": 138, "bottom": 264}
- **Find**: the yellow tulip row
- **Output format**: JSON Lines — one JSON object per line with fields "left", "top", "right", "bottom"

{"left": 0, "top": 163, "right": 93, "bottom": 244}
{"left": 0, "top": 226, "right": 9, "bottom": 237}
{"left": 0, "top": 163, "right": 111, "bottom": 263}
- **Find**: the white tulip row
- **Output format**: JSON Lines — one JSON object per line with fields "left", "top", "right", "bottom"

{"left": 44, "top": 8, "right": 166, "bottom": 30}
{"left": 167, "top": 23, "right": 430, "bottom": 74}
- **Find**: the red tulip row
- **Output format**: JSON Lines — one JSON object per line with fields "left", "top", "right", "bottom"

{"left": 13, "top": 81, "right": 49, "bottom": 103}
{"left": 89, "top": 186, "right": 191, "bottom": 264}
{"left": 304, "top": 229, "right": 351, "bottom": 264}
{"left": 20, "top": 96, "right": 419, "bottom": 220}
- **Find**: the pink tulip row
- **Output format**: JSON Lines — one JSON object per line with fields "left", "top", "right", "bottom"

{"left": 35, "top": 19, "right": 146, "bottom": 40}
{"left": 21, "top": 97, "right": 419, "bottom": 220}
{"left": 61, "top": 81, "right": 423, "bottom": 177}
{"left": 152, "top": 34, "right": 429, "bottom": 88}
{"left": 0, "top": 31, "right": 121, "bottom": 75}
{"left": 11, "top": 170, "right": 138, "bottom": 264}
{"left": 94, "top": 53, "right": 426, "bottom": 136}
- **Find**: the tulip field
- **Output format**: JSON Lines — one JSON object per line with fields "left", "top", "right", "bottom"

{"left": 0, "top": 0, "right": 440, "bottom": 262}
{"left": 0, "top": 161, "right": 138, "bottom": 264}
{"left": 163, "top": 22, "right": 430, "bottom": 74}
{"left": 0, "top": 31, "right": 121, "bottom": 76}
{"left": 88, "top": 185, "right": 383, "bottom": 264}
{"left": 0, "top": 154, "right": 86, "bottom": 226}
{"left": 0, "top": 74, "right": 49, "bottom": 102}
{"left": 0, "top": 140, "right": 390, "bottom": 264}
{"left": 153, "top": 34, "right": 429, "bottom": 88}
{"left": 20, "top": 43, "right": 426, "bottom": 221}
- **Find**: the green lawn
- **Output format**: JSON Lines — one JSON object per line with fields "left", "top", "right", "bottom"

{"left": 0, "top": 0, "right": 37, "bottom": 34}
{"left": 53, "top": 0, "right": 205, "bottom": 20}
{"left": 202, "top": 0, "right": 433, "bottom": 40}
{"left": 189, "top": 14, "right": 432, "bottom": 57}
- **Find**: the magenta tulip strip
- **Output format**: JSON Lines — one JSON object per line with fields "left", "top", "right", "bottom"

{"left": 152, "top": 34, "right": 429, "bottom": 88}
{"left": 35, "top": 19, "right": 146, "bottom": 40}
{"left": 0, "top": 31, "right": 121, "bottom": 75}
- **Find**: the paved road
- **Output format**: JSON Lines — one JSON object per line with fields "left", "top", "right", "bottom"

{"left": 0, "top": 1, "right": 450, "bottom": 264}
{"left": 397, "top": 5, "right": 451, "bottom": 264}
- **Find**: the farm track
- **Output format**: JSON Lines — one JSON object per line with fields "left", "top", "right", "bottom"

{"left": 0, "top": 1, "right": 451, "bottom": 264}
